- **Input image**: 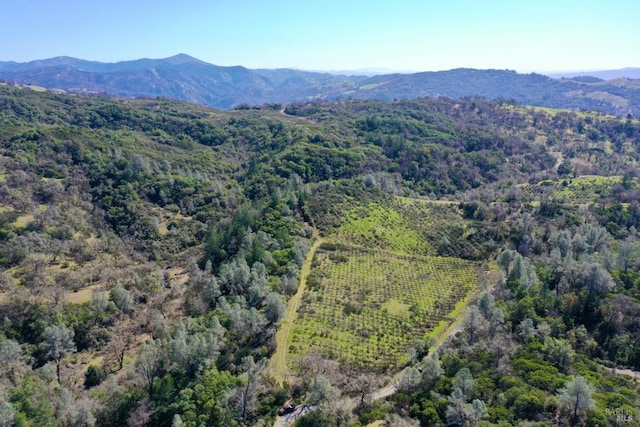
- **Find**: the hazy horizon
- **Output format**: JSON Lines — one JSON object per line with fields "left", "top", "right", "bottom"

{"left": 2, "top": 52, "right": 639, "bottom": 78}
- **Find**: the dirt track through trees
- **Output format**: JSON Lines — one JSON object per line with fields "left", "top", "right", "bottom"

{"left": 269, "top": 236, "right": 324, "bottom": 385}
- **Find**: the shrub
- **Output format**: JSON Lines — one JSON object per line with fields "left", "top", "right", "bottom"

{"left": 85, "top": 364, "right": 105, "bottom": 388}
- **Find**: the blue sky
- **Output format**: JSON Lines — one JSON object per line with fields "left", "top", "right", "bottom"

{"left": 1, "top": 0, "right": 638, "bottom": 72}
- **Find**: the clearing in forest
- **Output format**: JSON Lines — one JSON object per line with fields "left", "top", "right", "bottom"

{"left": 287, "top": 200, "right": 483, "bottom": 372}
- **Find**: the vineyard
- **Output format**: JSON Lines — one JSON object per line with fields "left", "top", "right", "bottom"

{"left": 289, "top": 242, "right": 481, "bottom": 371}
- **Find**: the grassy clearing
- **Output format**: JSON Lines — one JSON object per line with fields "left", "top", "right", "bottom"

{"left": 586, "top": 91, "right": 630, "bottom": 109}
{"left": 12, "top": 204, "right": 47, "bottom": 229}
{"left": 0, "top": 284, "right": 107, "bottom": 306}
{"left": 66, "top": 284, "right": 106, "bottom": 305}
{"left": 381, "top": 298, "right": 410, "bottom": 317}
{"left": 13, "top": 213, "right": 34, "bottom": 228}
{"left": 526, "top": 175, "right": 622, "bottom": 205}
{"left": 552, "top": 175, "right": 621, "bottom": 202}
{"left": 395, "top": 195, "right": 459, "bottom": 206}
{"left": 334, "top": 203, "right": 430, "bottom": 255}
{"left": 290, "top": 244, "right": 480, "bottom": 371}
{"left": 150, "top": 205, "right": 193, "bottom": 237}
{"left": 359, "top": 82, "right": 389, "bottom": 91}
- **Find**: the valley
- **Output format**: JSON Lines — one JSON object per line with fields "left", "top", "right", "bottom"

{"left": 2, "top": 55, "right": 640, "bottom": 116}
{"left": 0, "top": 85, "right": 639, "bottom": 426}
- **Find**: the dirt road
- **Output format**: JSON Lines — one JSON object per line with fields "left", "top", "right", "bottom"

{"left": 269, "top": 236, "right": 324, "bottom": 385}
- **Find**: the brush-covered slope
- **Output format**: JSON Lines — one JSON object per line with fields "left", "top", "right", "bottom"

{"left": 1, "top": 86, "right": 640, "bottom": 426}
{"left": 2, "top": 55, "right": 640, "bottom": 115}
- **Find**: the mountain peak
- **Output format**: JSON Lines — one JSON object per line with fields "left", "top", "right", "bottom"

{"left": 163, "top": 53, "right": 206, "bottom": 65}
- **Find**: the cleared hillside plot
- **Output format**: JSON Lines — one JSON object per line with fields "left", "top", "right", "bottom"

{"left": 521, "top": 175, "right": 625, "bottom": 205}
{"left": 545, "top": 175, "right": 623, "bottom": 204}
{"left": 289, "top": 244, "right": 480, "bottom": 371}
{"left": 333, "top": 203, "right": 431, "bottom": 255}
{"left": 332, "top": 200, "right": 501, "bottom": 261}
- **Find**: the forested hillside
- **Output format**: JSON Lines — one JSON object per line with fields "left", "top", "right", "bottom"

{"left": 1, "top": 84, "right": 639, "bottom": 426}
{"left": 2, "top": 55, "right": 640, "bottom": 116}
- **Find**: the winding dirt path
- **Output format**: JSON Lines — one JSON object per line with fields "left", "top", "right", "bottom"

{"left": 269, "top": 235, "right": 324, "bottom": 385}
{"left": 550, "top": 151, "right": 564, "bottom": 171}
{"left": 608, "top": 367, "right": 640, "bottom": 380}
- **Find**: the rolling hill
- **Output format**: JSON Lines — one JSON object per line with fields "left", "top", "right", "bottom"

{"left": 1, "top": 54, "right": 640, "bottom": 115}
{"left": 1, "top": 84, "right": 640, "bottom": 426}
{"left": 550, "top": 67, "right": 640, "bottom": 80}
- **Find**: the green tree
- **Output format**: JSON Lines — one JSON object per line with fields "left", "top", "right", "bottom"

{"left": 445, "top": 387, "right": 468, "bottom": 426}
{"left": 497, "top": 249, "right": 516, "bottom": 276}
{"left": 453, "top": 367, "right": 475, "bottom": 399}
{"left": 469, "top": 399, "right": 487, "bottom": 426}
{"left": 558, "top": 375, "right": 595, "bottom": 427}
{"left": 42, "top": 323, "right": 76, "bottom": 384}
{"left": 0, "top": 400, "right": 15, "bottom": 427}
{"left": 545, "top": 338, "right": 574, "bottom": 371}
{"left": 422, "top": 352, "right": 444, "bottom": 384}
{"left": 167, "top": 366, "right": 241, "bottom": 427}
{"left": 265, "top": 292, "right": 286, "bottom": 324}
{"left": 306, "top": 375, "right": 339, "bottom": 407}
{"left": 84, "top": 365, "right": 105, "bottom": 389}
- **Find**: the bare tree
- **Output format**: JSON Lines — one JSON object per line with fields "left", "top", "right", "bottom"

{"left": 102, "top": 321, "right": 133, "bottom": 373}
{"left": 0, "top": 339, "right": 30, "bottom": 386}
{"left": 397, "top": 366, "right": 422, "bottom": 394}
{"left": 463, "top": 305, "right": 484, "bottom": 345}
{"left": 578, "top": 224, "right": 611, "bottom": 255}
{"left": 237, "top": 356, "right": 267, "bottom": 422}
{"left": 135, "top": 339, "right": 163, "bottom": 397}
{"left": 518, "top": 318, "right": 535, "bottom": 342}
{"left": 580, "top": 260, "right": 615, "bottom": 296}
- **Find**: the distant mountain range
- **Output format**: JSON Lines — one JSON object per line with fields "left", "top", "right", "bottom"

{"left": 1, "top": 54, "right": 639, "bottom": 116}
{"left": 549, "top": 67, "right": 640, "bottom": 80}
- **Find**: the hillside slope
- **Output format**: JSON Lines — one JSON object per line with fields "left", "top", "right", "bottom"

{"left": 1, "top": 55, "right": 639, "bottom": 115}
{"left": 1, "top": 86, "right": 640, "bottom": 425}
